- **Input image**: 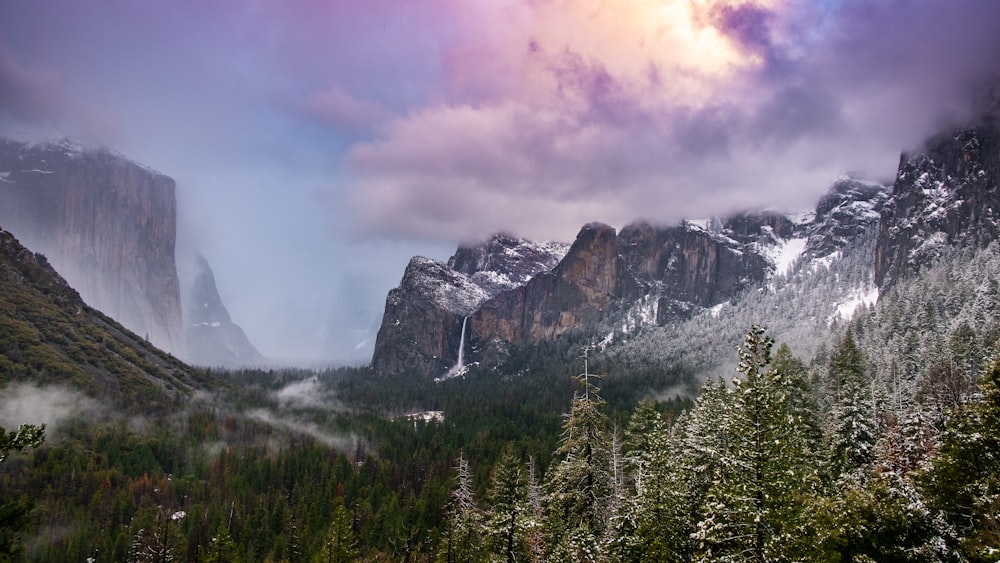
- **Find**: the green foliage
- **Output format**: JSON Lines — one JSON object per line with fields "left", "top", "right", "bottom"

{"left": 313, "top": 501, "right": 359, "bottom": 563}
{"left": 922, "top": 357, "right": 1000, "bottom": 560}
{"left": 692, "top": 326, "right": 822, "bottom": 563}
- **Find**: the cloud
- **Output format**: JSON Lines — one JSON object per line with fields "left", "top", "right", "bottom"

{"left": 245, "top": 408, "right": 361, "bottom": 453}
{"left": 0, "top": 383, "right": 101, "bottom": 433}
{"left": 342, "top": 0, "right": 1000, "bottom": 243}
{"left": 299, "top": 85, "right": 392, "bottom": 134}
{"left": 0, "top": 45, "right": 61, "bottom": 125}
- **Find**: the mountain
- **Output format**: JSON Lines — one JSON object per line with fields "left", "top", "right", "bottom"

{"left": 0, "top": 226, "right": 217, "bottom": 411}
{"left": 184, "top": 255, "right": 264, "bottom": 368}
{"left": 875, "top": 115, "right": 1000, "bottom": 289}
{"left": 0, "top": 137, "right": 265, "bottom": 367}
{"left": 0, "top": 138, "right": 185, "bottom": 356}
{"left": 372, "top": 234, "right": 569, "bottom": 376}
{"left": 372, "top": 177, "right": 891, "bottom": 378}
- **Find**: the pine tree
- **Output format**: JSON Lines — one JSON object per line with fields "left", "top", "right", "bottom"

{"left": 694, "top": 326, "right": 820, "bottom": 562}
{"left": 0, "top": 423, "right": 44, "bottom": 560}
{"left": 437, "top": 454, "right": 485, "bottom": 563}
{"left": 631, "top": 379, "right": 729, "bottom": 562}
{"left": 203, "top": 523, "right": 240, "bottom": 563}
{"left": 922, "top": 356, "right": 1000, "bottom": 558}
{"left": 484, "top": 444, "right": 529, "bottom": 563}
{"left": 544, "top": 352, "right": 612, "bottom": 562}
{"left": 313, "top": 501, "right": 359, "bottom": 563}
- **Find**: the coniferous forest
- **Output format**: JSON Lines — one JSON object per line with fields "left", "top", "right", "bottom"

{"left": 5, "top": 286, "right": 1000, "bottom": 562}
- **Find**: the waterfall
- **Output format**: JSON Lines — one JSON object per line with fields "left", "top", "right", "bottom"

{"left": 455, "top": 316, "right": 468, "bottom": 371}
{"left": 440, "top": 316, "right": 469, "bottom": 381}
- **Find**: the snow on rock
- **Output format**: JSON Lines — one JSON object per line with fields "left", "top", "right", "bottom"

{"left": 448, "top": 234, "right": 569, "bottom": 298}
{"left": 405, "top": 256, "right": 491, "bottom": 316}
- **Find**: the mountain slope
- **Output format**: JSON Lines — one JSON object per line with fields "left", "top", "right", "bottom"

{"left": 0, "top": 226, "right": 218, "bottom": 412}
{"left": 0, "top": 138, "right": 184, "bottom": 355}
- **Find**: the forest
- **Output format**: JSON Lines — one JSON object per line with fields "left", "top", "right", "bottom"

{"left": 4, "top": 245, "right": 1000, "bottom": 561}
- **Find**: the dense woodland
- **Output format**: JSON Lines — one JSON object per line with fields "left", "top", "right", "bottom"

{"left": 4, "top": 245, "right": 1000, "bottom": 560}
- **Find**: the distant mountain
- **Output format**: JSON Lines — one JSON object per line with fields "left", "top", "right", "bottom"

{"left": 875, "top": 114, "right": 1000, "bottom": 289}
{"left": 0, "top": 137, "right": 263, "bottom": 367}
{"left": 0, "top": 138, "right": 185, "bottom": 355}
{"left": 372, "top": 177, "right": 892, "bottom": 378}
{"left": 0, "top": 226, "right": 217, "bottom": 410}
{"left": 372, "top": 110, "right": 1000, "bottom": 381}
{"left": 185, "top": 255, "right": 264, "bottom": 368}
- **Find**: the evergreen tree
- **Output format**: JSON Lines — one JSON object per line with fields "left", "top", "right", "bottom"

{"left": 922, "top": 356, "right": 1000, "bottom": 559}
{"left": 313, "top": 501, "right": 359, "bottom": 563}
{"left": 0, "top": 422, "right": 44, "bottom": 560}
{"left": 634, "top": 379, "right": 728, "bottom": 562}
{"left": 694, "top": 326, "right": 821, "bottom": 562}
{"left": 437, "top": 454, "right": 485, "bottom": 563}
{"left": 544, "top": 355, "right": 612, "bottom": 562}
{"left": 203, "top": 522, "right": 240, "bottom": 563}
{"left": 484, "top": 444, "right": 529, "bottom": 563}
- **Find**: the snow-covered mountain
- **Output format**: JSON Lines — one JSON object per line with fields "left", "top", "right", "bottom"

{"left": 371, "top": 177, "right": 891, "bottom": 378}
{"left": 372, "top": 112, "right": 1000, "bottom": 381}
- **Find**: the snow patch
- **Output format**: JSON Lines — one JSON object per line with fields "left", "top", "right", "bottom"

{"left": 764, "top": 237, "right": 807, "bottom": 277}
{"left": 830, "top": 286, "right": 879, "bottom": 322}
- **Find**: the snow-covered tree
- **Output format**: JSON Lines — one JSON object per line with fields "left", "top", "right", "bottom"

{"left": 484, "top": 444, "right": 529, "bottom": 563}
{"left": 437, "top": 453, "right": 485, "bottom": 563}
{"left": 694, "top": 326, "right": 821, "bottom": 562}
{"left": 544, "top": 358, "right": 612, "bottom": 562}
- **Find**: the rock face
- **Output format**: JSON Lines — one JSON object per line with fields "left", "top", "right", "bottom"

{"left": 372, "top": 236, "right": 569, "bottom": 377}
{"left": 448, "top": 234, "right": 569, "bottom": 298}
{"left": 372, "top": 177, "right": 894, "bottom": 377}
{"left": 808, "top": 177, "right": 889, "bottom": 258}
{"left": 0, "top": 139, "right": 185, "bottom": 355}
{"left": 371, "top": 257, "right": 488, "bottom": 377}
{"left": 875, "top": 117, "right": 1000, "bottom": 289}
{"left": 185, "top": 255, "right": 264, "bottom": 367}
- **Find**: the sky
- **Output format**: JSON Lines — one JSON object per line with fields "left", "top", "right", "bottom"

{"left": 1, "top": 0, "right": 999, "bottom": 363}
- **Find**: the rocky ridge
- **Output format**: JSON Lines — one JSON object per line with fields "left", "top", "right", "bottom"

{"left": 875, "top": 116, "right": 1000, "bottom": 289}
{"left": 185, "top": 255, "right": 265, "bottom": 368}
{"left": 372, "top": 179, "right": 891, "bottom": 377}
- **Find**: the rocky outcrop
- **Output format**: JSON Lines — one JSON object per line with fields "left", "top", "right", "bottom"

{"left": 472, "top": 223, "right": 618, "bottom": 346}
{"left": 0, "top": 138, "right": 184, "bottom": 355}
{"left": 875, "top": 117, "right": 1000, "bottom": 289}
{"left": 371, "top": 257, "right": 489, "bottom": 376}
{"left": 810, "top": 177, "right": 889, "bottom": 258}
{"left": 447, "top": 234, "right": 569, "bottom": 298}
{"left": 372, "top": 234, "right": 571, "bottom": 377}
{"left": 185, "top": 255, "right": 264, "bottom": 367}
{"left": 616, "top": 221, "right": 771, "bottom": 316}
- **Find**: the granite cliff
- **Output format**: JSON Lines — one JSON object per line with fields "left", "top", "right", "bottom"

{"left": 875, "top": 115, "right": 1000, "bottom": 289}
{"left": 185, "top": 255, "right": 264, "bottom": 368}
{"left": 0, "top": 139, "right": 185, "bottom": 355}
